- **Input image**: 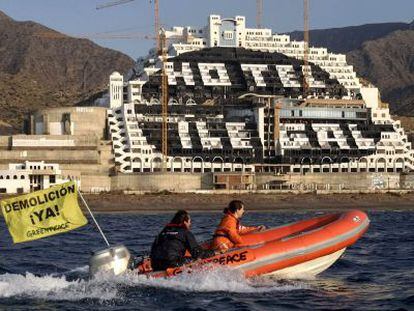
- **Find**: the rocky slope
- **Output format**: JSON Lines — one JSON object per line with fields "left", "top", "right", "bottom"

{"left": 347, "top": 30, "right": 414, "bottom": 114}
{"left": 0, "top": 11, "right": 135, "bottom": 134}
{"left": 290, "top": 22, "right": 410, "bottom": 53}
{"left": 291, "top": 21, "right": 414, "bottom": 115}
{"left": 1, "top": 11, "right": 413, "bottom": 135}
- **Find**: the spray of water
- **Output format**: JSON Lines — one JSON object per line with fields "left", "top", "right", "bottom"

{"left": 0, "top": 266, "right": 308, "bottom": 301}
{"left": 0, "top": 272, "right": 118, "bottom": 301}
{"left": 101, "top": 266, "right": 309, "bottom": 293}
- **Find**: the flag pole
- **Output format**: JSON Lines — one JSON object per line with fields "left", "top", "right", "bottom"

{"left": 77, "top": 188, "right": 111, "bottom": 247}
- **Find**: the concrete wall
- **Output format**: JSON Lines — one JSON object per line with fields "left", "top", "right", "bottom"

{"left": 106, "top": 172, "right": 404, "bottom": 192}
{"left": 111, "top": 173, "right": 212, "bottom": 192}
{"left": 81, "top": 175, "right": 112, "bottom": 193}
{"left": 0, "top": 135, "right": 113, "bottom": 183}
{"left": 10, "top": 135, "right": 99, "bottom": 149}
{"left": 256, "top": 173, "right": 290, "bottom": 187}
{"left": 30, "top": 107, "right": 107, "bottom": 139}
{"left": 60, "top": 164, "right": 111, "bottom": 174}
{"left": 0, "top": 150, "right": 100, "bottom": 164}
{"left": 0, "top": 171, "right": 30, "bottom": 193}
{"left": 400, "top": 173, "right": 414, "bottom": 189}
{"left": 0, "top": 136, "right": 10, "bottom": 150}
{"left": 273, "top": 172, "right": 401, "bottom": 190}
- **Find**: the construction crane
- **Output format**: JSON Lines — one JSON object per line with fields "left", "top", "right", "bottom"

{"left": 96, "top": 0, "right": 135, "bottom": 9}
{"left": 33, "top": 31, "right": 155, "bottom": 40}
{"left": 273, "top": 102, "right": 282, "bottom": 143}
{"left": 256, "top": 0, "right": 263, "bottom": 28}
{"left": 303, "top": 0, "right": 310, "bottom": 97}
{"left": 96, "top": 0, "right": 160, "bottom": 52}
{"left": 160, "top": 30, "right": 168, "bottom": 170}
{"left": 39, "top": 31, "right": 170, "bottom": 170}
{"left": 153, "top": 0, "right": 160, "bottom": 53}
{"left": 97, "top": 0, "right": 168, "bottom": 170}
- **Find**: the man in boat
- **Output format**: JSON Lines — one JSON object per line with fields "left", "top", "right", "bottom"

{"left": 150, "top": 210, "right": 218, "bottom": 271}
{"left": 211, "top": 200, "right": 265, "bottom": 251}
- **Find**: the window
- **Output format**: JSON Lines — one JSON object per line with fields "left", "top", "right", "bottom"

{"left": 223, "top": 31, "right": 233, "bottom": 40}
{"left": 50, "top": 175, "right": 56, "bottom": 183}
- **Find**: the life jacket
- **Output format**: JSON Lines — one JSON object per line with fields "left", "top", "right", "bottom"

{"left": 211, "top": 212, "right": 258, "bottom": 251}
{"left": 164, "top": 223, "right": 187, "bottom": 230}
{"left": 150, "top": 222, "right": 214, "bottom": 271}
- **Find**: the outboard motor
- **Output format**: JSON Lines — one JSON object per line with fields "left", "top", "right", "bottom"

{"left": 89, "top": 245, "right": 131, "bottom": 277}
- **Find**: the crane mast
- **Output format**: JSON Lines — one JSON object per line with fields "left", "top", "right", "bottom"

{"left": 160, "top": 30, "right": 168, "bottom": 170}
{"left": 153, "top": 0, "right": 160, "bottom": 53}
{"left": 303, "top": 0, "right": 310, "bottom": 97}
{"left": 96, "top": 0, "right": 168, "bottom": 170}
{"left": 96, "top": 0, "right": 135, "bottom": 9}
{"left": 96, "top": 0, "right": 160, "bottom": 51}
{"left": 256, "top": 0, "right": 263, "bottom": 28}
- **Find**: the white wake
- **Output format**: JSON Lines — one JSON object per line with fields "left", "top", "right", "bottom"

{"left": 0, "top": 267, "right": 308, "bottom": 301}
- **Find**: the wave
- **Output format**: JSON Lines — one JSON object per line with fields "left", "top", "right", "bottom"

{"left": 110, "top": 267, "right": 309, "bottom": 293}
{"left": 0, "top": 267, "right": 308, "bottom": 301}
{"left": 0, "top": 272, "right": 118, "bottom": 301}
{"left": 66, "top": 265, "right": 89, "bottom": 274}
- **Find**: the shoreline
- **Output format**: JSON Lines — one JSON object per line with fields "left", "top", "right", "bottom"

{"left": 81, "top": 192, "right": 414, "bottom": 213}
{"left": 2, "top": 192, "right": 413, "bottom": 214}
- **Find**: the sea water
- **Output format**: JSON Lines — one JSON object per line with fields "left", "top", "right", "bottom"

{"left": 0, "top": 211, "right": 413, "bottom": 310}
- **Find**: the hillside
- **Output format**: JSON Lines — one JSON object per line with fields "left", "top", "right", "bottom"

{"left": 290, "top": 22, "right": 410, "bottom": 53}
{"left": 1, "top": 11, "right": 413, "bottom": 135}
{"left": 347, "top": 30, "right": 414, "bottom": 114}
{"left": 290, "top": 21, "right": 414, "bottom": 115}
{"left": 0, "top": 11, "right": 135, "bottom": 134}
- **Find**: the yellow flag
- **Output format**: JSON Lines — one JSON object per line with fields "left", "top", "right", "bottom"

{"left": 1, "top": 181, "right": 88, "bottom": 243}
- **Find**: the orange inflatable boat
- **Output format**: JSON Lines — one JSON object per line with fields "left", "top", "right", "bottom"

{"left": 132, "top": 210, "right": 369, "bottom": 278}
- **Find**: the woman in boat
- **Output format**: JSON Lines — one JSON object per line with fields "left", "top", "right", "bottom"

{"left": 211, "top": 200, "right": 265, "bottom": 251}
{"left": 150, "top": 210, "right": 217, "bottom": 271}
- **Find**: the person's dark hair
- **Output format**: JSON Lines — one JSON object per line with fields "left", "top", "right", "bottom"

{"left": 224, "top": 200, "right": 244, "bottom": 214}
{"left": 170, "top": 210, "right": 190, "bottom": 225}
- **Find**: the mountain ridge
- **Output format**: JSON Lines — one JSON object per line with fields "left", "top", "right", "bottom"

{"left": 0, "top": 11, "right": 413, "bottom": 134}
{"left": 289, "top": 21, "right": 414, "bottom": 115}
{"left": 347, "top": 29, "right": 414, "bottom": 114}
{"left": 0, "top": 10, "right": 135, "bottom": 134}
{"left": 289, "top": 21, "right": 411, "bottom": 53}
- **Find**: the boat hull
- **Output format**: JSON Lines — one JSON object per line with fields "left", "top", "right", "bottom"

{"left": 264, "top": 248, "right": 346, "bottom": 278}
{"left": 134, "top": 210, "right": 369, "bottom": 279}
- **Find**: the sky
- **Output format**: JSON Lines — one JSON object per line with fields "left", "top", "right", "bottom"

{"left": 1, "top": 0, "right": 413, "bottom": 59}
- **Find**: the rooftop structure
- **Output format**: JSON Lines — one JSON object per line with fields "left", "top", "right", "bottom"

{"left": 0, "top": 161, "right": 78, "bottom": 194}
{"left": 107, "top": 41, "right": 414, "bottom": 174}
{"left": 141, "top": 14, "right": 360, "bottom": 95}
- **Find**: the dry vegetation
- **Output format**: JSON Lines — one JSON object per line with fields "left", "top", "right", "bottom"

{"left": 0, "top": 11, "right": 134, "bottom": 134}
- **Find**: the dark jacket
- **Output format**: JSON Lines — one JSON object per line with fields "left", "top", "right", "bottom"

{"left": 150, "top": 224, "right": 215, "bottom": 271}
